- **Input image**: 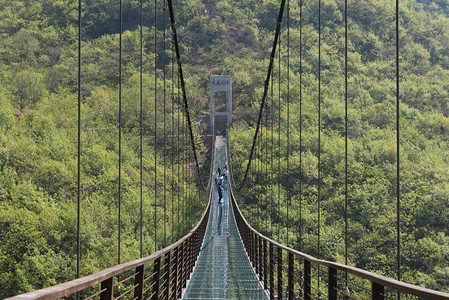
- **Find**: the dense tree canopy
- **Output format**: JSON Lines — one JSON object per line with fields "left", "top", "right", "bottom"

{"left": 0, "top": 0, "right": 448, "bottom": 297}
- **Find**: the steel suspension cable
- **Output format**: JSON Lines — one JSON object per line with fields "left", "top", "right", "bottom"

{"left": 258, "top": 128, "right": 261, "bottom": 229}
{"left": 163, "top": 3, "right": 167, "bottom": 247}
{"left": 154, "top": 0, "right": 158, "bottom": 251}
{"left": 171, "top": 40, "right": 175, "bottom": 244}
{"left": 188, "top": 130, "right": 192, "bottom": 228}
{"left": 286, "top": 0, "right": 290, "bottom": 247}
{"left": 139, "top": 0, "right": 144, "bottom": 259}
{"left": 344, "top": 0, "right": 349, "bottom": 284}
{"left": 299, "top": 0, "right": 303, "bottom": 252}
{"left": 277, "top": 30, "right": 281, "bottom": 241}
{"left": 271, "top": 68, "right": 274, "bottom": 238}
{"left": 264, "top": 81, "right": 269, "bottom": 232}
{"left": 270, "top": 70, "right": 274, "bottom": 238}
{"left": 118, "top": 0, "right": 122, "bottom": 267}
{"left": 396, "top": 0, "right": 401, "bottom": 289}
{"left": 167, "top": 0, "right": 205, "bottom": 189}
{"left": 238, "top": 0, "right": 287, "bottom": 190}
{"left": 318, "top": 0, "right": 322, "bottom": 289}
{"left": 177, "top": 73, "right": 181, "bottom": 238}
{"left": 77, "top": 0, "right": 81, "bottom": 286}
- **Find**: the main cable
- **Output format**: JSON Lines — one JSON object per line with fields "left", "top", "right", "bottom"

{"left": 238, "top": 0, "right": 287, "bottom": 190}
{"left": 167, "top": 0, "right": 205, "bottom": 189}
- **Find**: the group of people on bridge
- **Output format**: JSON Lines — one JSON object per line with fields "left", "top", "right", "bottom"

{"left": 214, "top": 160, "right": 228, "bottom": 203}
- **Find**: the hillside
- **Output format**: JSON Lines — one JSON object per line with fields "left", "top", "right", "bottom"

{"left": 1, "top": 0, "right": 449, "bottom": 296}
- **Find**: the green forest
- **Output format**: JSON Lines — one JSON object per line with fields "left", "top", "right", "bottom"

{"left": 0, "top": 0, "right": 449, "bottom": 297}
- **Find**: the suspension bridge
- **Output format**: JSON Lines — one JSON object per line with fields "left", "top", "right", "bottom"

{"left": 3, "top": 0, "right": 449, "bottom": 298}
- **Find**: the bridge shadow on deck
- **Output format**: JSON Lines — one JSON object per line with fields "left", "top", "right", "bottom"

{"left": 183, "top": 137, "right": 267, "bottom": 300}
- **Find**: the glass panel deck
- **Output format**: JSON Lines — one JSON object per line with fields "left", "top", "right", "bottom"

{"left": 183, "top": 139, "right": 268, "bottom": 299}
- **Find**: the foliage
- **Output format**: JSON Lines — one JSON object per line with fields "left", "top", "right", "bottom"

{"left": 0, "top": 0, "right": 449, "bottom": 296}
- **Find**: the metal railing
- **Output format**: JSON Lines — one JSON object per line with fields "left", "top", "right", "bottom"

{"left": 229, "top": 187, "right": 449, "bottom": 300}
{"left": 8, "top": 186, "right": 211, "bottom": 300}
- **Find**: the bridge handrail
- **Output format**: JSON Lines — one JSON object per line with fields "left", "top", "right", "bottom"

{"left": 8, "top": 136, "right": 216, "bottom": 300}
{"left": 225, "top": 140, "right": 449, "bottom": 299}
{"left": 229, "top": 186, "right": 449, "bottom": 299}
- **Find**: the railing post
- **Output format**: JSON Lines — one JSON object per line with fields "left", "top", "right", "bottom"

{"left": 259, "top": 236, "right": 263, "bottom": 280}
{"left": 328, "top": 267, "right": 337, "bottom": 300}
{"left": 187, "top": 237, "right": 192, "bottom": 280}
{"left": 288, "top": 252, "right": 294, "bottom": 300}
{"left": 304, "top": 260, "right": 311, "bottom": 300}
{"left": 164, "top": 252, "right": 170, "bottom": 300}
{"left": 152, "top": 257, "right": 161, "bottom": 300}
{"left": 173, "top": 247, "right": 178, "bottom": 299}
{"left": 180, "top": 242, "right": 185, "bottom": 289}
{"left": 250, "top": 231, "right": 254, "bottom": 265}
{"left": 372, "top": 282, "right": 384, "bottom": 300}
{"left": 255, "top": 234, "right": 259, "bottom": 275}
{"left": 263, "top": 239, "right": 268, "bottom": 290}
{"left": 100, "top": 277, "right": 113, "bottom": 300}
{"left": 134, "top": 265, "right": 145, "bottom": 300}
{"left": 277, "top": 247, "right": 283, "bottom": 299}
{"left": 269, "top": 242, "right": 274, "bottom": 300}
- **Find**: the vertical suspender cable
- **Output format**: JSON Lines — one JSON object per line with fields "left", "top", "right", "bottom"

{"left": 396, "top": 0, "right": 401, "bottom": 289}
{"left": 271, "top": 69, "right": 274, "bottom": 238}
{"left": 154, "top": 0, "right": 158, "bottom": 251}
{"left": 183, "top": 111, "right": 187, "bottom": 233}
{"left": 238, "top": 0, "right": 286, "bottom": 190}
{"left": 286, "top": 0, "right": 290, "bottom": 247}
{"left": 258, "top": 125, "right": 261, "bottom": 229}
{"left": 163, "top": 4, "right": 167, "bottom": 247}
{"left": 344, "top": 0, "right": 349, "bottom": 281}
{"left": 167, "top": 0, "right": 205, "bottom": 188}
{"left": 277, "top": 31, "right": 281, "bottom": 241}
{"left": 177, "top": 74, "right": 181, "bottom": 238}
{"left": 344, "top": 0, "right": 348, "bottom": 260}
{"left": 139, "top": 0, "right": 144, "bottom": 259}
{"left": 171, "top": 41, "right": 175, "bottom": 243}
{"left": 299, "top": 0, "right": 303, "bottom": 252}
{"left": 188, "top": 128, "right": 192, "bottom": 228}
{"left": 77, "top": 0, "right": 82, "bottom": 287}
{"left": 118, "top": 0, "right": 122, "bottom": 267}
{"left": 317, "top": 0, "right": 321, "bottom": 288}
{"left": 265, "top": 81, "right": 269, "bottom": 232}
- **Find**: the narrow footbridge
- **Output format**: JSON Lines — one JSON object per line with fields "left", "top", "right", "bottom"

{"left": 9, "top": 137, "right": 449, "bottom": 300}
{"left": 4, "top": 0, "right": 449, "bottom": 298}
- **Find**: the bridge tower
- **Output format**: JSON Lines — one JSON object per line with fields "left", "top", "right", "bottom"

{"left": 210, "top": 75, "right": 232, "bottom": 134}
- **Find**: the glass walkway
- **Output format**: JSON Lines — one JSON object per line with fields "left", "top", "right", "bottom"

{"left": 183, "top": 138, "right": 268, "bottom": 299}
